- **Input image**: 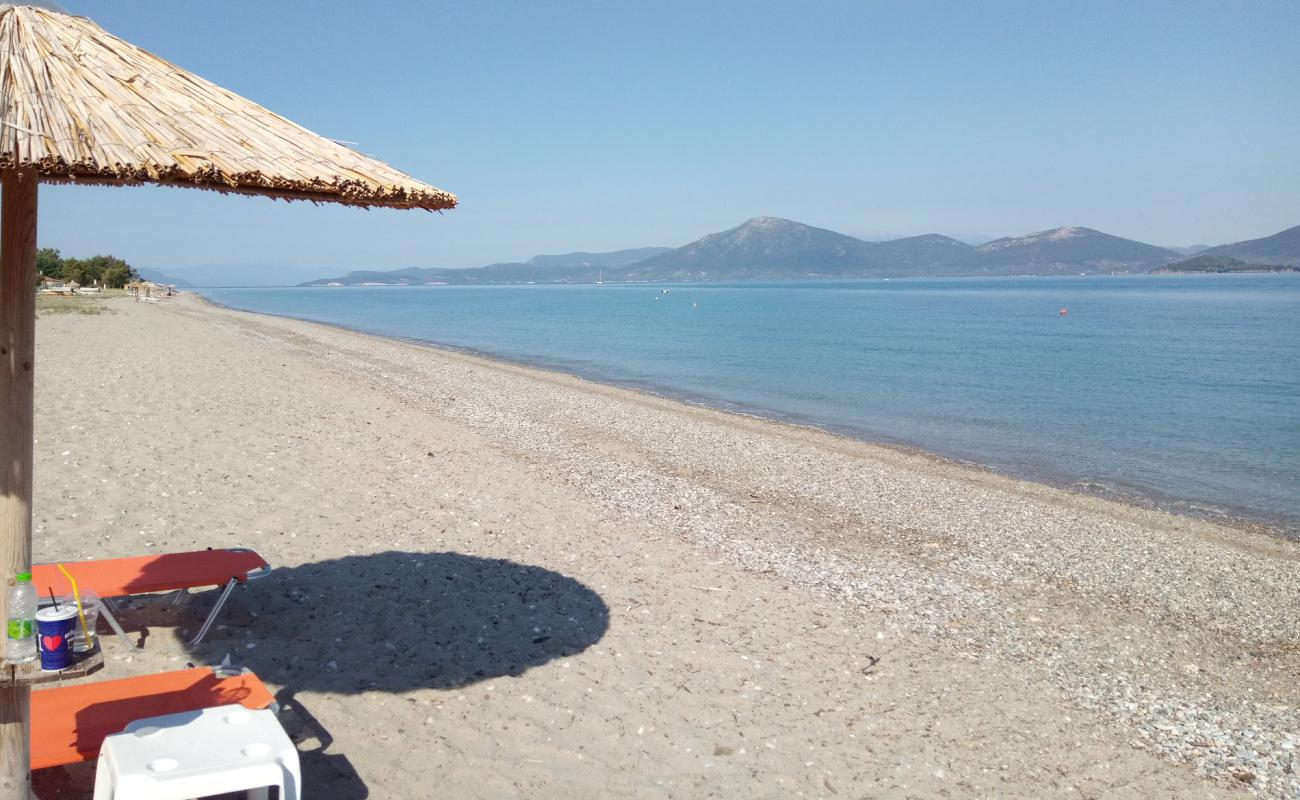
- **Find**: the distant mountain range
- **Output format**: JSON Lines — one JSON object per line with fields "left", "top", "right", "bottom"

{"left": 1166, "top": 244, "right": 1212, "bottom": 257}
{"left": 301, "top": 247, "right": 670, "bottom": 287}
{"left": 136, "top": 267, "right": 194, "bottom": 288}
{"left": 297, "top": 219, "right": 1300, "bottom": 286}
{"left": 141, "top": 263, "right": 336, "bottom": 288}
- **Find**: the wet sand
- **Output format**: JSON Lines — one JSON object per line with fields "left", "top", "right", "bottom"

{"left": 31, "top": 294, "right": 1298, "bottom": 798}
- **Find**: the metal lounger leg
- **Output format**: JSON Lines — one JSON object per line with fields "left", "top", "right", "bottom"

{"left": 189, "top": 577, "right": 240, "bottom": 646}
{"left": 97, "top": 598, "right": 142, "bottom": 651}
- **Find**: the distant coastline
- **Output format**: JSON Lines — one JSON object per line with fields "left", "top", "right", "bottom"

{"left": 1150, "top": 254, "right": 1299, "bottom": 274}
{"left": 1153, "top": 266, "right": 1298, "bottom": 274}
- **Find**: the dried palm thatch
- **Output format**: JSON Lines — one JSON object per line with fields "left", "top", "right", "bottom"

{"left": 0, "top": 4, "right": 456, "bottom": 210}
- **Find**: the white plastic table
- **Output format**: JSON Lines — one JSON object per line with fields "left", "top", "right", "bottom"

{"left": 93, "top": 704, "right": 299, "bottom": 800}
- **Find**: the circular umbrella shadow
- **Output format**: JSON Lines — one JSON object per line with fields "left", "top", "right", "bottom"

{"left": 174, "top": 550, "right": 610, "bottom": 694}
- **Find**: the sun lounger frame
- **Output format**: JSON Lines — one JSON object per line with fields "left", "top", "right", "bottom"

{"left": 34, "top": 547, "right": 272, "bottom": 649}
{"left": 183, "top": 547, "right": 272, "bottom": 645}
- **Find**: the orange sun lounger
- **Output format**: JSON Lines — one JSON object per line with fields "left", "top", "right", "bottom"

{"left": 32, "top": 548, "right": 272, "bottom": 647}
{"left": 31, "top": 666, "right": 277, "bottom": 771}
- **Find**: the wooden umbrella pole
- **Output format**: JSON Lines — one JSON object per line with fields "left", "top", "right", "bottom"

{"left": 0, "top": 167, "right": 38, "bottom": 797}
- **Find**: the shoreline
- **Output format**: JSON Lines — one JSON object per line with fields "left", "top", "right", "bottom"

{"left": 194, "top": 290, "right": 1300, "bottom": 541}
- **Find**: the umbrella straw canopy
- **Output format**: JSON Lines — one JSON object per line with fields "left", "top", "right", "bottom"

{"left": 0, "top": 4, "right": 457, "bottom": 210}
{"left": 0, "top": 4, "right": 456, "bottom": 793}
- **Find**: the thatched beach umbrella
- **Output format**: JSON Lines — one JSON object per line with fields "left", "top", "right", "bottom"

{"left": 0, "top": 3, "right": 455, "bottom": 791}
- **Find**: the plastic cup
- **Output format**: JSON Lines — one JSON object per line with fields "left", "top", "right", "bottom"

{"left": 60, "top": 591, "right": 100, "bottom": 653}
{"left": 36, "top": 605, "right": 78, "bottom": 671}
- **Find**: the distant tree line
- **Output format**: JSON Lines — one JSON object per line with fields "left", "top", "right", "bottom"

{"left": 36, "top": 248, "right": 140, "bottom": 289}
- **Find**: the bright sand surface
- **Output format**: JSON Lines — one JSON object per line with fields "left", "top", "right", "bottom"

{"left": 31, "top": 295, "right": 1299, "bottom": 798}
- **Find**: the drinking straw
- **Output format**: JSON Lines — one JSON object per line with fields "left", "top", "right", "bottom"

{"left": 56, "top": 564, "right": 92, "bottom": 650}
{"left": 47, "top": 588, "right": 58, "bottom": 610}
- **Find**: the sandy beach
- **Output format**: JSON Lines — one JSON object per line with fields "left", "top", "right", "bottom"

{"left": 29, "top": 293, "right": 1298, "bottom": 799}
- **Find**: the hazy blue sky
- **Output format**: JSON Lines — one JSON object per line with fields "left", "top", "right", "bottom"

{"left": 41, "top": 0, "right": 1300, "bottom": 275}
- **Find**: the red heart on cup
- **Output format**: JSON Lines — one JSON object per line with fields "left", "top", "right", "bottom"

{"left": 41, "top": 634, "right": 64, "bottom": 651}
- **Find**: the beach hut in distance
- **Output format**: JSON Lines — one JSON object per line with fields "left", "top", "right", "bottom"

{"left": 0, "top": 3, "right": 455, "bottom": 792}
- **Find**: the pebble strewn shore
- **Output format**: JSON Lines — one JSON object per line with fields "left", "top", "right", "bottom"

{"left": 236, "top": 300, "right": 1298, "bottom": 797}
{"left": 33, "top": 296, "right": 1297, "bottom": 798}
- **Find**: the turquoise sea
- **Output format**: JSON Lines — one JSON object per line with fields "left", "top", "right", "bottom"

{"left": 202, "top": 275, "right": 1300, "bottom": 532}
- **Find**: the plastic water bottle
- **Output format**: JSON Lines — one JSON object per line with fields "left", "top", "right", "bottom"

{"left": 6, "top": 572, "right": 37, "bottom": 664}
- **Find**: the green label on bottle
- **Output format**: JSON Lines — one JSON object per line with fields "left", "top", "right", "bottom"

{"left": 7, "top": 619, "right": 32, "bottom": 639}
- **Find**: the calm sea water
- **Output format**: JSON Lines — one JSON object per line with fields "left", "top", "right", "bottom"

{"left": 203, "top": 275, "right": 1300, "bottom": 530}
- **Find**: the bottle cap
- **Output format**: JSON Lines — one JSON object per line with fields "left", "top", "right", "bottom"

{"left": 14, "top": 572, "right": 31, "bottom": 582}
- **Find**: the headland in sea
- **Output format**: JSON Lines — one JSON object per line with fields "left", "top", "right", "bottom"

{"left": 32, "top": 292, "right": 1299, "bottom": 797}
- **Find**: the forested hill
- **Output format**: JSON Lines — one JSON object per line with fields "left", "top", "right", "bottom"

{"left": 1151, "top": 254, "right": 1298, "bottom": 273}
